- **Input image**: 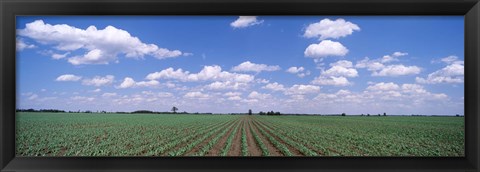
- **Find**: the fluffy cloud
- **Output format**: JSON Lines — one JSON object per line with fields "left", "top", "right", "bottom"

{"left": 286, "top": 66, "right": 305, "bottom": 73}
{"left": 284, "top": 84, "right": 320, "bottom": 95}
{"left": 416, "top": 56, "right": 464, "bottom": 84}
{"left": 52, "top": 52, "right": 70, "bottom": 60}
{"left": 28, "top": 94, "right": 39, "bottom": 100}
{"left": 256, "top": 79, "right": 270, "bottom": 84}
{"left": 363, "top": 82, "right": 448, "bottom": 102}
{"left": 56, "top": 74, "right": 82, "bottom": 81}
{"left": 18, "top": 20, "right": 184, "bottom": 65}
{"left": 311, "top": 76, "right": 350, "bottom": 86}
{"left": 232, "top": 61, "right": 280, "bottom": 73}
{"left": 323, "top": 65, "right": 358, "bottom": 78}
{"left": 356, "top": 52, "right": 409, "bottom": 70}
{"left": 82, "top": 75, "right": 115, "bottom": 87}
{"left": 16, "top": 38, "right": 36, "bottom": 51}
{"left": 224, "top": 92, "right": 242, "bottom": 101}
{"left": 372, "top": 65, "right": 421, "bottom": 76}
{"left": 146, "top": 65, "right": 255, "bottom": 83}
{"left": 248, "top": 91, "right": 271, "bottom": 99}
{"left": 393, "top": 52, "right": 408, "bottom": 57}
{"left": 102, "top": 92, "right": 118, "bottom": 97}
{"left": 355, "top": 52, "right": 421, "bottom": 77}
{"left": 184, "top": 91, "right": 209, "bottom": 99}
{"left": 366, "top": 82, "right": 400, "bottom": 91}
{"left": 401, "top": 84, "right": 427, "bottom": 94}
{"left": 286, "top": 66, "right": 310, "bottom": 78}
{"left": 262, "top": 82, "right": 286, "bottom": 92}
{"left": 330, "top": 60, "right": 353, "bottom": 68}
{"left": 224, "top": 92, "right": 242, "bottom": 97}
{"left": 205, "top": 81, "right": 248, "bottom": 90}
{"left": 355, "top": 57, "right": 385, "bottom": 71}
{"left": 230, "top": 16, "right": 263, "bottom": 28}
{"left": 71, "top": 96, "right": 95, "bottom": 102}
{"left": 381, "top": 52, "right": 408, "bottom": 63}
{"left": 136, "top": 80, "right": 160, "bottom": 87}
{"left": 304, "top": 18, "right": 360, "bottom": 40}
{"left": 440, "top": 55, "right": 459, "bottom": 64}
{"left": 304, "top": 40, "right": 348, "bottom": 58}
{"left": 118, "top": 77, "right": 136, "bottom": 88}
{"left": 296, "top": 71, "right": 311, "bottom": 78}
{"left": 311, "top": 60, "right": 358, "bottom": 86}
{"left": 145, "top": 68, "right": 190, "bottom": 81}
{"left": 117, "top": 77, "right": 160, "bottom": 89}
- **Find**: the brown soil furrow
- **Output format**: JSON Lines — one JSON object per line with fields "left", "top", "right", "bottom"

{"left": 161, "top": 120, "right": 235, "bottom": 156}
{"left": 205, "top": 119, "right": 241, "bottom": 156}
{"left": 251, "top": 119, "right": 303, "bottom": 156}
{"left": 227, "top": 117, "right": 244, "bottom": 156}
{"left": 254, "top": 119, "right": 326, "bottom": 156}
{"left": 245, "top": 117, "right": 262, "bottom": 156}
{"left": 56, "top": 147, "right": 68, "bottom": 156}
{"left": 248, "top": 117, "right": 282, "bottom": 156}
{"left": 184, "top": 120, "right": 237, "bottom": 156}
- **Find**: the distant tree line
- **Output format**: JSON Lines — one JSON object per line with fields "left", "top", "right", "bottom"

{"left": 16, "top": 109, "right": 65, "bottom": 113}
{"left": 131, "top": 110, "right": 188, "bottom": 114}
{"left": 258, "top": 111, "right": 281, "bottom": 116}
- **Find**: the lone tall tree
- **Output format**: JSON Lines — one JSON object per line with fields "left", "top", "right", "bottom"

{"left": 171, "top": 106, "right": 178, "bottom": 113}
{"left": 248, "top": 109, "right": 252, "bottom": 115}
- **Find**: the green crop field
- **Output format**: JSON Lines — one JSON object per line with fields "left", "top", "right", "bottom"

{"left": 16, "top": 112, "right": 464, "bottom": 156}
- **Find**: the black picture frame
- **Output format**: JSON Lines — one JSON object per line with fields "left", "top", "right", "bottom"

{"left": 1, "top": 0, "right": 479, "bottom": 171}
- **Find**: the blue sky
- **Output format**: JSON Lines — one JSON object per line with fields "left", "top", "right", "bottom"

{"left": 16, "top": 16, "right": 464, "bottom": 115}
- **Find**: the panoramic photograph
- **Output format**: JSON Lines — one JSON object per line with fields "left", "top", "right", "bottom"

{"left": 16, "top": 16, "right": 464, "bottom": 156}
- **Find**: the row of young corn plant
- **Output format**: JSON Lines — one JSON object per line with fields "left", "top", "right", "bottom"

{"left": 193, "top": 120, "right": 242, "bottom": 156}
{"left": 250, "top": 120, "right": 292, "bottom": 156}
{"left": 220, "top": 120, "right": 242, "bottom": 156}
{"left": 241, "top": 122, "right": 248, "bottom": 156}
{"left": 247, "top": 120, "right": 269, "bottom": 156}
{"left": 167, "top": 120, "right": 238, "bottom": 156}
{"left": 252, "top": 118, "right": 317, "bottom": 156}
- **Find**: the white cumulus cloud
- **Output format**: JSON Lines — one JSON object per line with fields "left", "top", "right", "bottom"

{"left": 311, "top": 60, "right": 358, "bottom": 86}
{"left": 262, "top": 82, "right": 286, "bottom": 92}
{"left": 82, "top": 75, "right": 115, "bottom": 87}
{"left": 286, "top": 66, "right": 305, "bottom": 74}
{"left": 18, "top": 20, "right": 185, "bottom": 65}
{"left": 416, "top": 56, "right": 464, "bottom": 84}
{"left": 372, "top": 65, "right": 421, "bottom": 76}
{"left": 56, "top": 74, "right": 82, "bottom": 81}
{"left": 205, "top": 81, "right": 248, "bottom": 90}
{"left": 323, "top": 65, "right": 358, "bottom": 78}
{"left": 304, "top": 18, "right": 360, "bottom": 40}
{"left": 232, "top": 61, "right": 280, "bottom": 73}
{"left": 285, "top": 84, "right": 321, "bottom": 95}
{"left": 248, "top": 91, "right": 271, "bottom": 99}
{"left": 146, "top": 65, "right": 255, "bottom": 83}
{"left": 16, "top": 38, "right": 36, "bottom": 51}
{"left": 366, "top": 82, "right": 400, "bottom": 91}
{"left": 356, "top": 52, "right": 421, "bottom": 77}
{"left": 117, "top": 77, "right": 160, "bottom": 89}
{"left": 311, "top": 76, "right": 351, "bottom": 86}
{"left": 184, "top": 91, "right": 209, "bottom": 99}
{"left": 304, "top": 40, "right": 348, "bottom": 58}
{"left": 230, "top": 16, "right": 263, "bottom": 28}
{"left": 286, "top": 66, "right": 310, "bottom": 78}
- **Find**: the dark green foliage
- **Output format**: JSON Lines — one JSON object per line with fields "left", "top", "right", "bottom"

{"left": 171, "top": 106, "right": 178, "bottom": 113}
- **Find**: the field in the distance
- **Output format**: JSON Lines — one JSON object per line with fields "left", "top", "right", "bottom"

{"left": 16, "top": 112, "right": 464, "bottom": 156}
